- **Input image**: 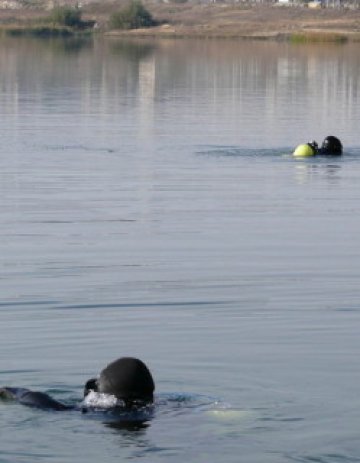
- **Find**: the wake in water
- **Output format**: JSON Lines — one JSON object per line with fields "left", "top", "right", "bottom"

{"left": 196, "top": 145, "right": 359, "bottom": 160}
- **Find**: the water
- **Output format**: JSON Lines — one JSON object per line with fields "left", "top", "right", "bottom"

{"left": 0, "top": 36, "right": 360, "bottom": 463}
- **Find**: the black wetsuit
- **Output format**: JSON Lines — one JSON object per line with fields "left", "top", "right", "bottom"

{"left": 0, "top": 387, "right": 153, "bottom": 415}
{"left": 0, "top": 357, "right": 155, "bottom": 413}
{"left": 0, "top": 387, "right": 70, "bottom": 410}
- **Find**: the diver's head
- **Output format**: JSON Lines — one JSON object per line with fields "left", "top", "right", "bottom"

{"left": 97, "top": 357, "right": 155, "bottom": 405}
{"left": 320, "top": 136, "right": 342, "bottom": 155}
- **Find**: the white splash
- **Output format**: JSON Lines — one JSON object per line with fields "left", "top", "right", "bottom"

{"left": 83, "top": 390, "right": 121, "bottom": 409}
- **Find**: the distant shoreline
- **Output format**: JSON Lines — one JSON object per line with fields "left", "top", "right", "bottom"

{"left": 1, "top": 3, "right": 360, "bottom": 42}
{"left": 107, "top": 3, "right": 360, "bottom": 42}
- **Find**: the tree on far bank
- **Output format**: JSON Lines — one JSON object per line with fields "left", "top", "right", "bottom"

{"left": 109, "top": 1, "right": 155, "bottom": 30}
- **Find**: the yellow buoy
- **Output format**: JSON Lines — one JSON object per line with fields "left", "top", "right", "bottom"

{"left": 293, "top": 144, "right": 316, "bottom": 157}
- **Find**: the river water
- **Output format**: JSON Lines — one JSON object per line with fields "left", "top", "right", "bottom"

{"left": 0, "top": 36, "right": 360, "bottom": 463}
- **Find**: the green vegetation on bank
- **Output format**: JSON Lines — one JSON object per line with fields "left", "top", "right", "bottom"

{"left": 289, "top": 32, "right": 348, "bottom": 43}
{"left": 2, "top": 26, "right": 73, "bottom": 37}
{"left": 0, "top": 6, "right": 95, "bottom": 37}
{"left": 0, "top": 2, "right": 154, "bottom": 36}
{"left": 109, "top": 1, "right": 156, "bottom": 30}
{"left": 47, "top": 6, "right": 83, "bottom": 28}
{"left": 44, "top": 6, "right": 95, "bottom": 30}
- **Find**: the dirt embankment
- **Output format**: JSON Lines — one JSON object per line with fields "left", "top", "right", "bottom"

{"left": 1, "top": 1, "right": 360, "bottom": 40}
{"left": 109, "top": 3, "right": 360, "bottom": 40}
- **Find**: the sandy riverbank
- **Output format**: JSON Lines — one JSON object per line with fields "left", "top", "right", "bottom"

{"left": 1, "top": 2, "right": 360, "bottom": 41}
{"left": 106, "top": 3, "right": 360, "bottom": 40}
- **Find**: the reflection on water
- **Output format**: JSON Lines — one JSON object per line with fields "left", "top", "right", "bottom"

{"left": 0, "top": 37, "right": 359, "bottom": 148}
{"left": 294, "top": 160, "right": 343, "bottom": 185}
{"left": 105, "top": 420, "right": 150, "bottom": 431}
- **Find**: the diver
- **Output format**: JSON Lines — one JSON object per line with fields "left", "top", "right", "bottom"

{"left": 293, "top": 135, "right": 343, "bottom": 157}
{"left": 0, "top": 357, "right": 155, "bottom": 411}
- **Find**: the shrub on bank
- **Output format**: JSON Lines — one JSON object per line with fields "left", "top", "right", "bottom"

{"left": 109, "top": 1, "right": 155, "bottom": 30}
{"left": 48, "top": 6, "right": 83, "bottom": 28}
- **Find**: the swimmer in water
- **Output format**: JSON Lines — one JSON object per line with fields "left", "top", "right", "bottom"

{"left": 0, "top": 357, "right": 155, "bottom": 411}
{"left": 293, "top": 135, "right": 343, "bottom": 157}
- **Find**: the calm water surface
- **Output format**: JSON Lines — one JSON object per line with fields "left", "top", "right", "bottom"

{"left": 0, "top": 37, "right": 360, "bottom": 463}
